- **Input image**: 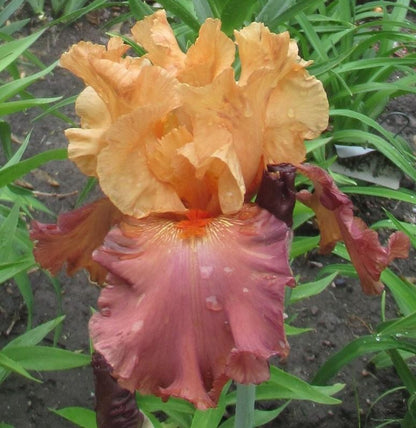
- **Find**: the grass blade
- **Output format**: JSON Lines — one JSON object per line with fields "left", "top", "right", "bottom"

{"left": 0, "top": 148, "right": 67, "bottom": 188}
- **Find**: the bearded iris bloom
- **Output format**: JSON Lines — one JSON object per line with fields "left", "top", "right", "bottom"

{"left": 31, "top": 11, "right": 409, "bottom": 410}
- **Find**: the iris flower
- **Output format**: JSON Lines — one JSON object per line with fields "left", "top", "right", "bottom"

{"left": 31, "top": 11, "right": 409, "bottom": 410}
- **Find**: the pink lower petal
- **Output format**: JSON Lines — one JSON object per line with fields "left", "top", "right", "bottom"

{"left": 30, "top": 198, "right": 122, "bottom": 284}
{"left": 297, "top": 164, "right": 410, "bottom": 295}
{"left": 90, "top": 204, "right": 294, "bottom": 409}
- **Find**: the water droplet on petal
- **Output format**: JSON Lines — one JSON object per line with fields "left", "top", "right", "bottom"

{"left": 131, "top": 320, "right": 144, "bottom": 333}
{"left": 224, "top": 266, "right": 234, "bottom": 275}
{"left": 200, "top": 265, "right": 214, "bottom": 280}
{"left": 242, "top": 287, "right": 249, "bottom": 293}
{"left": 205, "top": 295, "right": 223, "bottom": 311}
{"left": 288, "top": 108, "right": 295, "bottom": 118}
{"left": 100, "top": 306, "right": 111, "bottom": 317}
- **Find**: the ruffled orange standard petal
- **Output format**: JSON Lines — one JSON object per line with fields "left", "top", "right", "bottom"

{"left": 235, "top": 25, "right": 295, "bottom": 86}
{"left": 60, "top": 37, "right": 130, "bottom": 87}
{"left": 61, "top": 37, "right": 149, "bottom": 120}
{"left": 90, "top": 204, "right": 295, "bottom": 409}
{"left": 179, "top": 69, "right": 262, "bottom": 205}
{"left": 296, "top": 164, "right": 410, "bottom": 295}
{"left": 65, "top": 87, "right": 111, "bottom": 176}
{"left": 178, "top": 18, "right": 235, "bottom": 86}
{"left": 131, "top": 10, "right": 186, "bottom": 75}
{"left": 30, "top": 198, "right": 123, "bottom": 284}
{"left": 235, "top": 22, "right": 329, "bottom": 167}
{"left": 97, "top": 108, "right": 186, "bottom": 218}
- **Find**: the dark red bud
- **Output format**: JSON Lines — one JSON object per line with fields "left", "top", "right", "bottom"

{"left": 92, "top": 352, "right": 143, "bottom": 428}
{"left": 255, "top": 164, "right": 296, "bottom": 227}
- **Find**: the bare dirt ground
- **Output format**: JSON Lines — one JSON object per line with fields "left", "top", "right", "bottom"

{"left": 0, "top": 10, "right": 415, "bottom": 428}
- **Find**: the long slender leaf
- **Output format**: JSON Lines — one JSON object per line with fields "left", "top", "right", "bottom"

{"left": 0, "top": 0, "right": 25, "bottom": 27}
{"left": 128, "top": 0, "right": 154, "bottom": 20}
{"left": 340, "top": 186, "right": 416, "bottom": 205}
{"left": 157, "top": 0, "right": 200, "bottom": 32}
{"left": 0, "top": 62, "right": 57, "bottom": 103}
{"left": 313, "top": 335, "right": 416, "bottom": 385}
{"left": 2, "top": 346, "right": 90, "bottom": 370}
{"left": 219, "top": 402, "right": 290, "bottom": 428}
{"left": 193, "top": 0, "right": 213, "bottom": 22}
{"left": 290, "top": 235, "right": 319, "bottom": 258}
{"left": 289, "top": 273, "right": 338, "bottom": 304}
{"left": 0, "top": 203, "right": 19, "bottom": 256}
{"left": 51, "top": 407, "right": 97, "bottom": 428}
{"left": 0, "top": 96, "right": 62, "bottom": 116}
{"left": 226, "top": 365, "right": 343, "bottom": 405}
{"left": 220, "top": 0, "right": 255, "bottom": 34}
{"left": 0, "top": 148, "right": 67, "bottom": 188}
{"left": 0, "top": 351, "right": 40, "bottom": 383}
{"left": 190, "top": 382, "right": 230, "bottom": 428}
{"left": 5, "top": 316, "right": 65, "bottom": 349}
{"left": 0, "top": 30, "right": 45, "bottom": 72}
{"left": 0, "top": 257, "right": 35, "bottom": 284}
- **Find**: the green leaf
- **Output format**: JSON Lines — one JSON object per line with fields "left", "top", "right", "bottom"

{"left": 290, "top": 235, "right": 319, "bottom": 258}
{"left": 206, "top": 0, "right": 222, "bottom": 17}
{"left": 260, "top": 0, "right": 323, "bottom": 30}
{"left": 14, "top": 271, "right": 34, "bottom": 330}
{"left": 0, "top": 203, "right": 19, "bottom": 256}
{"left": 0, "top": 0, "right": 25, "bottom": 27}
{"left": 0, "top": 121, "right": 12, "bottom": 159}
{"left": 371, "top": 350, "right": 415, "bottom": 369}
{"left": 0, "top": 62, "right": 57, "bottom": 103}
{"left": 292, "top": 201, "right": 314, "bottom": 230}
{"left": 2, "top": 131, "right": 31, "bottom": 169}
{"left": 305, "top": 137, "right": 332, "bottom": 154}
{"left": 341, "top": 186, "right": 416, "bottom": 205}
{"left": 220, "top": 0, "right": 255, "bottom": 34}
{"left": 157, "top": 0, "right": 200, "bottom": 32}
{"left": 48, "top": 0, "right": 107, "bottom": 25}
{"left": 377, "top": 312, "right": 416, "bottom": 337}
{"left": 192, "top": 0, "right": 213, "bottom": 22}
{"left": 0, "top": 30, "right": 45, "bottom": 72}
{"left": 5, "top": 316, "right": 65, "bottom": 349}
{"left": 0, "top": 351, "right": 40, "bottom": 383}
{"left": 191, "top": 382, "right": 230, "bottom": 428}
{"left": 2, "top": 346, "right": 90, "bottom": 371}
{"left": 289, "top": 273, "right": 337, "bottom": 304}
{"left": 128, "top": 0, "right": 154, "bottom": 20}
{"left": 51, "top": 407, "right": 97, "bottom": 428}
{"left": 0, "top": 148, "right": 67, "bottom": 188}
{"left": 226, "top": 367, "right": 344, "bottom": 405}
{"left": 313, "top": 334, "right": 416, "bottom": 385}
{"left": 0, "top": 96, "right": 62, "bottom": 116}
{"left": 256, "top": 0, "right": 295, "bottom": 25}
{"left": 284, "top": 324, "right": 313, "bottom": 336}
{"left": 136, "top": 392, "right": 195, "bottom": 415}
{"left": 0, "top": 257, "right": 35, "bottom": 284}
{"left": 219, "top": 402, "right": 289, "bottom": 428}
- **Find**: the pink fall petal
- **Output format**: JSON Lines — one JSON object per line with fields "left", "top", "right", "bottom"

{"left": 30, "top": 198, "right": 123, "bottom": 284}
{"left": 296, "top": 164, "right": 410, "bottom": 295}
{"left": 90, "top": 205, "right": 295, "bottom": 409}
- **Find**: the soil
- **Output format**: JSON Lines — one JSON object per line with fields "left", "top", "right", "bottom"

{"left": 0, "top": 8, "right": 415, "bottom": 428}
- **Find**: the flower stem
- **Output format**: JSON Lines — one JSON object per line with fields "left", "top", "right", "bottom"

{"left": 235, "top": 383, "right": 256, "bottom": 428}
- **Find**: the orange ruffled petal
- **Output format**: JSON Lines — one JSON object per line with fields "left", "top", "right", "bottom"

{"left": 296, "top": 164, "right": 410, "bottom": 295}
{"left": 30, "top": 198, "right": 122, "bottom": 284}
{"left": 90, "top": 204, "right": 295, "bottom": 409}
{"left": 131, "top": 10, "right": 186, "bottom": 75}
{"left": 60, "top": 11, "right": 330, "bottom": 219}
